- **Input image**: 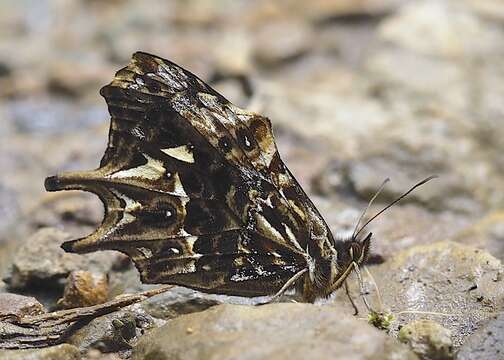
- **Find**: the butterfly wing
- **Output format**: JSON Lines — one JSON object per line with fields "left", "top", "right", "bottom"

{"left": 45, "top": 52, "right": 331, "bottom": 296}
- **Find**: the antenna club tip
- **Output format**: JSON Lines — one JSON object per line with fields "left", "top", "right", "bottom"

{"left": 421, "top": 175, "right": 439, "bottom": 184}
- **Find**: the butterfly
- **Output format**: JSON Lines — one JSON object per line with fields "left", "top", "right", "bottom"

{"left": 44, "top": 52, "right": 434, "bottom": 305}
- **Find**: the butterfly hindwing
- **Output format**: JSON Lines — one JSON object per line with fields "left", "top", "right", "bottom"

{"left": 45, "top": 52, "right": 333, "bottom": 297}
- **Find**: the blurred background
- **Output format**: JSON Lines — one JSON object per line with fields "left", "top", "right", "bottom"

{"left": 1, "top": 0, "right": 504, "bottom": 298}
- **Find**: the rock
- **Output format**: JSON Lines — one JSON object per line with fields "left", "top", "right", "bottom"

{"left": 378, "top": 1, "right": 504, "bottom": 58}
{"left": 132, "top": 303, "right": 418, "bottom": 360}
{"left": 362, "top": 5, "right": 504, "bottom": 215}
{"left": 57, "top": 271, "right": 109, "bottom": 309}
{"left": 7, "top": 98, "right": 107, "bottom": 135}
{"left": 5, "top": 228, "right": 118, "bottom": 291}
{"left": 342, "top": 241, "right": 504, "bottom": 348}
{"left": 0, "top": 183, "right": 19, "bottom": 235}
{"left": 261, "top": 84, "right": 390, "bottom": 158}
{"left": 278, "top": 0, "right": 396, "bottom": 22}
{"left": 0, "top": 121, "right": 108, "bottom": 217}
{"left": 213, "top": 31, "right": 252, "bottom": 77}
{"left": 46, "top": 57, "right": 114, "bottom": 98}
{"left": 456, "top": 312, "right": 504, "bottom": 360}
{"left": 0, "top": 293, "right": 45, "bottom": 321}
{"left": 312, "top": 162, "right": 471, "bottom": 259}
{"left": 337, "top": 147, "right": 483, "bottom": 214}
{"left": 29, "top": 192, "right": 103, "bottom": 231}
{"left": 140, "top": 286, "right": 222, "bottom": 320}
{"left": 253, "top": 20, "right": 313, "bottom": 66}
{"left": 344, "top": 155, "right": 446, "bottom": 207}
{"left": 315, "top": 105, "right": 504, "bottom": 213}
{"left": 83, "top": 349, "right": 121, "bottom": 360}
{"left": 367, "top": 47, "right": 468, "bottom": 110}
{"left": 0, "top": 344, "right": 81, "bottom": 360}
{"left": 67, "top": 305, "right": 159, "bottom": 354}
{"left": 0, "top": 236, "right": 18, "bottom": 280}
{"left": 398, "top": 319, "right": 453, "bottom": 360}
{"left": 464, "top": 0, "right": 504, "bottom": 22}
{"left": 454, "top": 211, "right": 504, "bottom": 260}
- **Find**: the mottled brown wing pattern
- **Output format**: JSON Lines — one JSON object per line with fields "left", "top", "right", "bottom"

{"left": 45, "top": 52, "right": 329, "bottom": 296}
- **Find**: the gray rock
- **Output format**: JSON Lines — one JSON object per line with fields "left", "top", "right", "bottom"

{"left": 457, "top": 312, "right": 504, "bottom": 360}
{"left": 140, "top": 286, "right": 221, "bottom": 320}
{"left": 253, "top": 20, "right": 313, "bottom": 66}
{"left": 398, "top": 319, "right": 453, "bottom": 360}
{"left": 132, "top": 303, "right": 418, "bottom": 360}
{"left": 465, "top": 0, "right": 504, "bottom": 22}
{"left": 7, "top": 98, "right": 107, "bottom": 135}
{"left": 67, "top": 305, "right": 159, "bottom": 354}
{"left": 0, "top": 183, "right": 19, "bottom": 235}
{"left": 312, "top": 164, "right": 471, "bottom": 260}
{"left": 360, "top": 3, "right": 504, "bottom": 214}
{"left": 339, "top": 241, "right": 504, "bottom": 348}
{"left": 0, "top": 293, "right": 45, "bottom": 321}
{"left": 29, "top": 192, "right": 103, "bottom": 232}
{"left": 0, "top": 344, "right": 81, "bottom": 360}
{"left": 83, "top": 349, "right": 121, "bottom": 360}
{"left": 274, "top": 0, "right": 396, "bottom": 21}
{"left": 453, "top": 210, "right": 504, "bottom": 260}
{"left": 5, "top": 228, "right": 118, "bottom": 290}
{"left": 378, "top": 1, "right": 504, "bottom": 58}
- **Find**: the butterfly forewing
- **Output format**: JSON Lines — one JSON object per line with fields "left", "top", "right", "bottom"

{"left": 45, "top": 52, "right": 331, "bottom": 297}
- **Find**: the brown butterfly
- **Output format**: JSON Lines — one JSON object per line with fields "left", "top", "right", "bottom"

{"left": 45, "top": 52, "right": 434, "bottom": 305}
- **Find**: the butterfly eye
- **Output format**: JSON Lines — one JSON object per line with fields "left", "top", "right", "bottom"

{"left": 349, "top": 243, "right": 361, "bottom": 260}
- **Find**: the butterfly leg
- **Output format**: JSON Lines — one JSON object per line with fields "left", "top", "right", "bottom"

{"left": 258, "top": 268, "right": 308, "bottom": 305}
{"left": 353, "top": 262, "right": 375, "bottom": 313}
{"left": 344, "top": 280, "right": 359, "bottom": 315}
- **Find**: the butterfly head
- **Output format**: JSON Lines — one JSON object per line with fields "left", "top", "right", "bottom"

{"left": 325, "top": 231, "right": 372, "bottom": 293}
{"left": 334, "top": 232, "right": 372, "bottom": 269}
{"left": 326, "top": 176, "right": 438, "bottom": 294}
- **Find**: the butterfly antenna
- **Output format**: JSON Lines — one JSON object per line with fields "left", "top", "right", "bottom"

{"left": 351, "top": 178, "right": 390, "bottom": 240}
{"left": 354, "top": 175, "right": 438, "bottom": 239}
